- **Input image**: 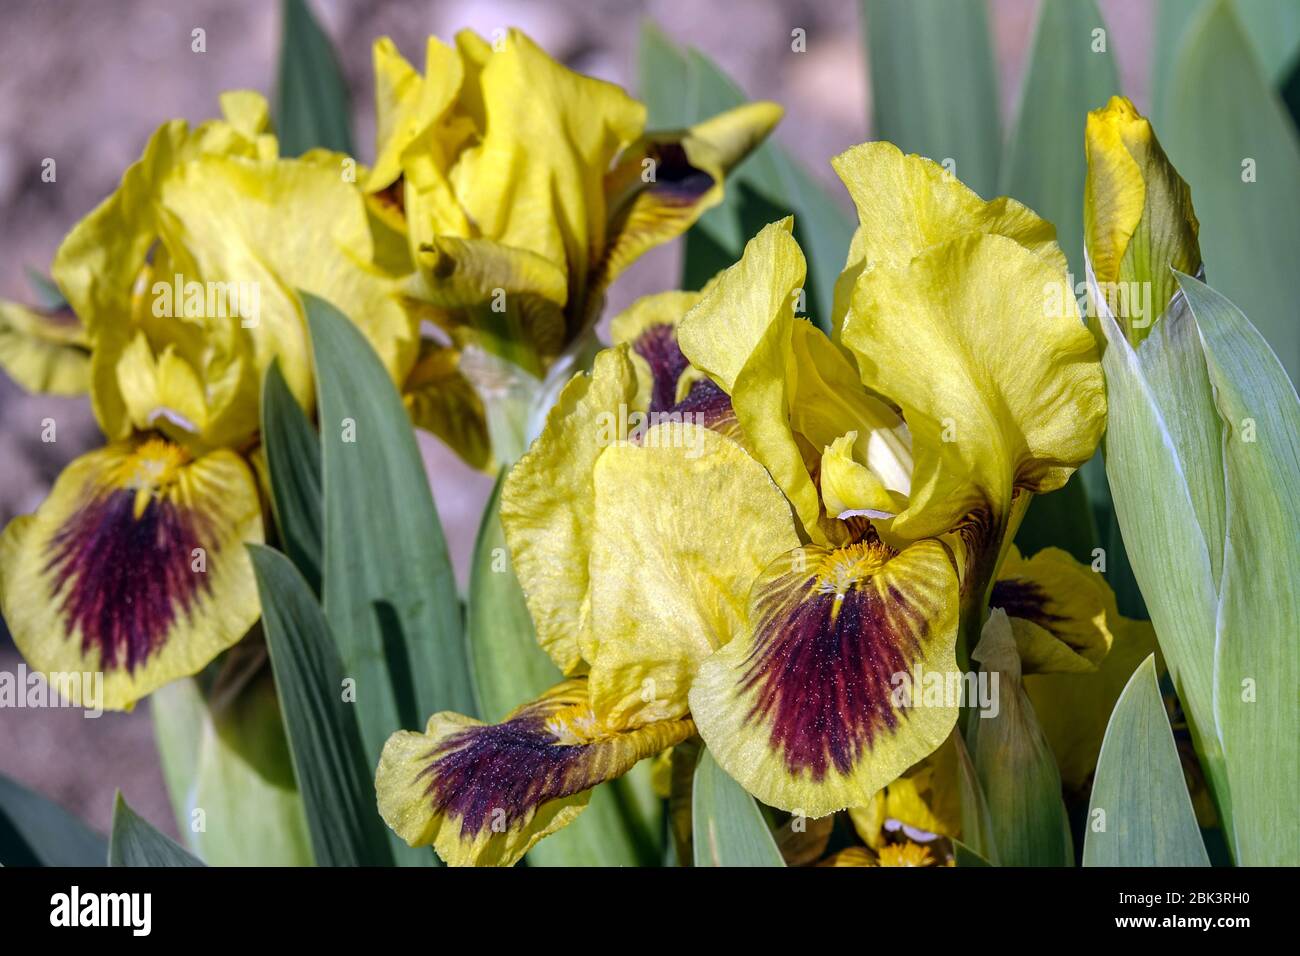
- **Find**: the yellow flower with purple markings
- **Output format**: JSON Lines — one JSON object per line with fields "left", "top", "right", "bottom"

{"left": 364, "top": 28, "right": 781, "bottom": 465}
{"left": 0, "top": 91, "right": 414, "bottom": 711}
{"left": 0, "top": 27, "right": 778, "bottom": 717}
{"left": 375, "top": 140, "right": 1110, "bottom": 866}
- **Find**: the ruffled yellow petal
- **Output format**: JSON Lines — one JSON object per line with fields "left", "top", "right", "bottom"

{"left": 375, "top": 679, "right": 693, "bottom": 867}
{"left": 587, "top": 422, "right": 800, "bottom": 727}
{"left": 1084, "top": 96, "right": 1200, "bottom": 342}
{"left": 367, "top": 36, "right": 463, "bottom": 192}
{"left": 0, "top": 439, "right": 263, "bottom": 710}
{"left": 831, "top": 141, "right": 1066, "bottom": 336}
{"left": 844, "top": 233, "right": 1106, "bottom": 544}
{"left": 500, "top": 346, "right": 639, "bottom": 674}
{"left": 449, "top": 29, "right": 644, "bottom": 310}
{"left": 689, "top": 537, "right": 960, "bottom": 816}
{"left": 991, "top": 546, "right": 1115, "bottom": 674}
{"left": 678, "top": 219, "right": 827, "bottom": 541}
{"left": 158, "top": 153, "right": 417, "bottom": 431}
{"left": 402, "top": 339, "right": 492, "bottom": 471}
{"left": 594, "top": 102, "right": 783, "bottom": 302}
{"left": 51, "top": 93, "right": 273, "bottom": 342}
{"left": 0, "top": 300, "right": 90, "bottom": 395}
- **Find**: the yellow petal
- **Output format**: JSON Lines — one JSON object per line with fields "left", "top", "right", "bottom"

{"left": 587, "top": 422, "right": 801, "bottom": 727}
{"left": 375, "top": 679, "right": 693, "bottom": 867}
{"left": 689, "top": 537, "right": 960, "bottom": 816}
{"left": 367, "top": 36, "right": 463, "bottom": 193}
{"left": 678, "top": 219, "right": 827, "bottom": 541}
{"left": 449, "top": 29, "right": 645, "bottom": 307}
{"left": 157, "top": 153, "right": 417, "bottom": 427}
{"left": 114, "top": 332, "right": 212, "bottom": 443}
{"left": 1083, "top": 95, "right": 1201, "bottom": 343}
{"left": 0, "top": 300, "right": 90, "bottom": 395}
{"left": 789, "top": 319, "right": 912, "bottom": 496}
{"left": 831, "top": 141, "right": 1066, "bottom": 336}
{"left": 847, "top": 792, "right": 889, "bottom": 849}
{"left": 819, "top": 432, "right": 906, "bottom": 519}
{"left": 594, "top": 102, "right": 783, "bottom": 303}
{"left": 844, "top": 233, "right": 1106, "bottom": 544}
{"left": 51, "top": 96, "right": 272, "bottom": 342}
{"left": 0, "top": 439, "right": 263, "bottom": 710}
{"left": 50, "top": 98, "right": 273, "bottom": 440}
{"left": 500, "top": 346, "right": 639, "bottom": 674}
{"left": 992, "top": 545, "right": 1116, "bottom": 674}
{"left": 402, "top": 339, "right": 493, "bottom": 471}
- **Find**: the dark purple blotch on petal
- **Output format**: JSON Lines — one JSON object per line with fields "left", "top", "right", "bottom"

{"left": 668, "top": 377, "right": 738, "bottom": 432}
{"left": 741, "top": 575, "right": 926, "bottom": 781}
{"left": 44, "top": 488, "right": 212, "bottom": 673}
{"left": 989, "top": 578, "right": 1063, "bottom": 627}
{"left": 632, "top": 322, "right": 690, "bottom": 413}
{"left": 417, "top": 711, "right": 586, "bottom": 839}
{"left": 649, "top": 141, "right": 715, "bottom": 203}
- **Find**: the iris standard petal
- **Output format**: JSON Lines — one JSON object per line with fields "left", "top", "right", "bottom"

{"left": 830, "top": 141, "right": 1066, "bottom": 336}
{"left": 678, "top": 218, "right": 828, "bottom": 542}
{"left": 50, "top": 93, "right": 273, "bottom": 438}
{"left": 158, "top": 152, "right": 417, "bottom": 424}
{"left": 367, "top": 36, "right": 463, "bottom": 193}
{"left": 449, "top": 29, "right": 645, "bottom": 310}
{"left": 0, "top": 439, "right": 263, "bottom": 710}
{"left": 844, "top": 232, "right": 1106, "bottom": 546}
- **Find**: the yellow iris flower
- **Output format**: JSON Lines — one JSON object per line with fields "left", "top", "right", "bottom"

{"left": 364, "top": 28, "right": 781, "bottom": 465}
{"left": 376, "top": 141, "right": 1115, "bottom": 866}
{"left": 0, "top": 91, "right": 413, "bottom": 711}
{"left": 0, "top": 29, "right": 777, "bottom": 714}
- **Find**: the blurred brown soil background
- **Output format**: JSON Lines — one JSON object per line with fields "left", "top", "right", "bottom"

{"left": 0, "top": 0, "right": 1150, "bottom": 840}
